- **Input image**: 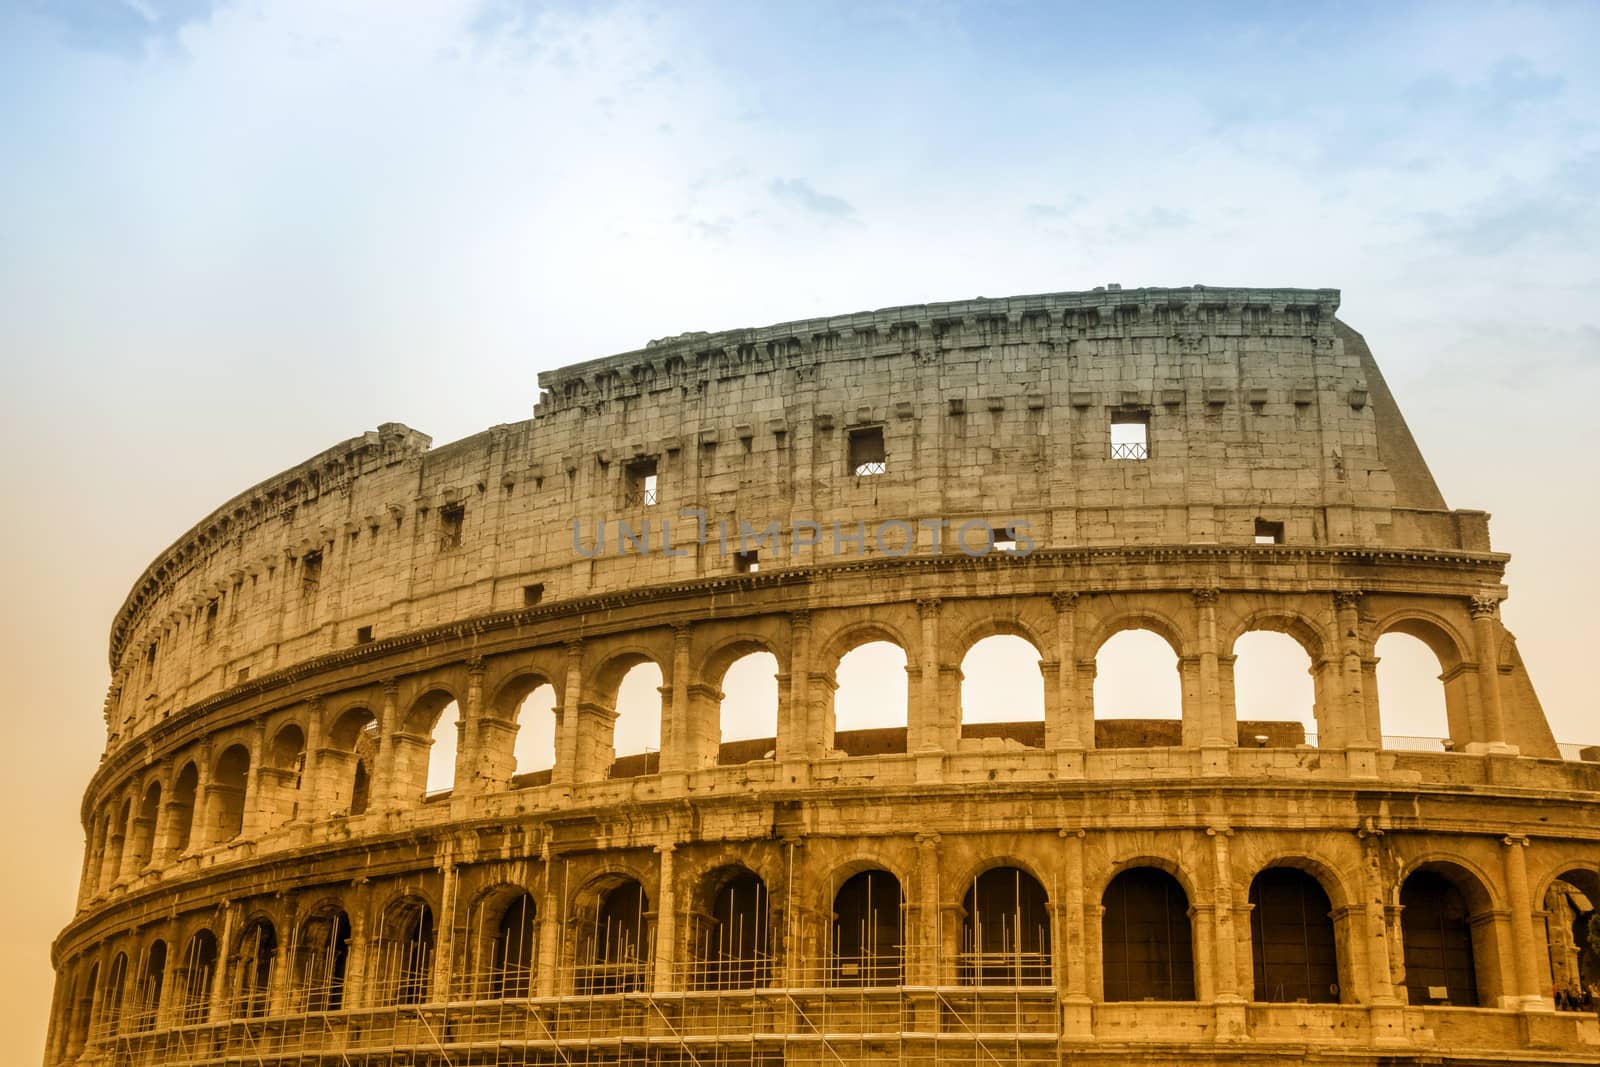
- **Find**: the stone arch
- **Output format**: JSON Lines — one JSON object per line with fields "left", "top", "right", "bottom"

{"left": 133, "top": 938, "right": 166, "bottom": 1032}
{"left": 260, "top": 723, "right": 306, "bottom": 828}
{"left": 1084, "top": 607, "right": 1188, "bottom": 661}
{"left": 486, "top": 669, "right": 563, "bottom": 790}
{"left": 1374, "top": 609, "right": 1470, "bottom": 747}
{"left": 1533, "top": 863, "right": 1600, "bottom": 1005}
{"left": 176, "top": 927, "right": 219, "bottom": 1023}
{"left": 1228, "top": 617, "right": 1323, "bottom": 747}
{"left": 1101, "top": 865, "right": 1196, "bottom": 1001}
{"left": 1089, "top": 608, "right": 1188, "bottom": 746}
{"left": 130, "top": 779, "right": 161, "bottom": 871}
{"left": 1396, "top": 857, "right": 1503, "bottom": 1007}
{"left": 815, "top": 618, "right": 915, "bottom": 673}
{"left": 232, "top": 914, "right": 277, "bottom": 1018}
{"left": 102, "top": 796, "right": 131, "bottom": 889}
{"left": 817, "top": 619, "right": 914, "bottom": 756}
{"left": 371, "top": 893, "right": 436, "bottom": 1005}
{"left": 587, "top": 648, "right": 667, "bottom": 778}
{"left": 467, "top": 880, "right": 538, "bottom": 999}
{"left": 396, "top": 686, "right": 460, "bottom": 801}
{"left": 823, "top": 863, "right": 906, "bottom": 988}
{"left": 958, "top": 863, "right": 1052, "bottom": 986}
{"left": 100, "top": 950, "right": 129, "bottom": 1037}
{"left": 323, "top": 705, "right": 377, "bottom": 816}
{"left": 1091, "top": 852, "right": 1205, "bottom": 908}
{"left": 958, "top": 630, "right": 1047, "bottom": 746}
{"left": 208, "top": 743, "right": 250, "bottom": 844}
{"left": 571, "top": 867, "right": 653, "bottom": 994}
{"left": 1247, "top": 864, "right": 1342, "bottom": 1003}
{"left": 688, "top": 862, "right": 772, "bottom": 989}
{"left": 288, "top": 902, "right": 352, "bottom": 1012}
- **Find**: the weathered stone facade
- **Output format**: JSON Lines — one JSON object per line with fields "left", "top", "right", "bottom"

{"left": 47, "top": 286, "right": 1599, "bottom": 1065}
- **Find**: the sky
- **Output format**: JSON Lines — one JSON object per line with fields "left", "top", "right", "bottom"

{"left": 2, "top": 0, "right": 1599, "bottom": 1059}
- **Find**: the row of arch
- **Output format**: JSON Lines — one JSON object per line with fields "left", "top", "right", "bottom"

{"left": 54, "top": 848, "right": 1600, "bottom": 1058}
{"left": 83, "top": 597, "right": 1496, "bottom": 899}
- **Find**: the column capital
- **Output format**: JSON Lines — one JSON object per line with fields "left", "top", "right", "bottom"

{"left": 672, "top": 621, "right": 693, "bottom": 643}
{"left": 789, "top": 610, "right": 811, "bottom": 633}
{"left": 1057, "top": 827, "right": 1086, "bottom": 840}
{"left": 306, "top": 693, "right": 325, "bottom": 712}
{"left": 915, "top": 831, "right": 941, "bottom": 848}
{"left": 654, "top": 840, "right": 677, "bottom": 856}
{"left": 1332, "top": 590, "right": 1365, "bottom": 610}
{"left": 466, "top": 655, "right": 486, "bottom": 677}
{"left": 1470, "top": 594, "right": 1502, "bottom": 620}
{"left": 1051, "top": 591, "right": 1079, "bottom": 613}
{"left": 1191, "top": 587, "right": 1219, "bottom": 606}
{"left": 564, "top": 637, "right": 584, "bottom": 655}
{"left": 1502, "top": 833, "right": 1530, "bottom": 849}
{"left": 916, "top": 597, "right": 942, "bottom": 619}
{"left": 1206, "top": 825, "right": 1234, "bottom": 839}
{"left": 380, "top": 677, "right": 399, "bottom": 696}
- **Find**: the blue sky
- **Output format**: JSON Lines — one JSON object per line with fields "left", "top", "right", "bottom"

{"left": 2, "top": 1, "right": 1598, "bottom": 1056}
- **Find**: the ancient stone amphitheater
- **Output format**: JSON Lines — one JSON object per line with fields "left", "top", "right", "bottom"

{"left": 48, "top": 285, "right": 1600, "bottom": 1066}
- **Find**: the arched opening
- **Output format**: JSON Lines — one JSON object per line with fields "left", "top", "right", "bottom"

{"left": 103, "top": 802, "right": 129, "bottom": 889}
{"left": 1375, "top": 631, "right": 1453, "bottom": 749}
{"left": 1543, "top": 868, "right": 1599, "bottom": 1010}
{"left": 719, "top": 650, "right": 780, "bottom": 753}
{"left": 960, "top": 635, "right": 1046, "bottom": 748}
{"left": 1233, "top": 631, "right": 1318, "bottom": 747}
{"left": 324, "top": 706, "right": 378, "bottom": 816}
{"left": 511, "top": 684, "right": 559, "bottom": 786}
{"left": 100, "top": 952, "right": 128, "bottom": 1038}
{"left": 72, "top": 962, "right": 97, "bottom": 1054}
{"left": 833, "top": 641, "right": 909, "bottom": 755}
{"left": 831, "top": 870, "right": 903, "bottom": 986}
{"left": 262, "top": 724, "right": 306, "bottom": 827}
{"left": 134, "top": 941, "right": 165, "bottom": 1032}
{"left": 1249, "top": 868, "right": 1338, "bottom": 1002}
{"left": 233, "top": 919, "right": 276, "bottom": 1018}
{"left": 131, "top": 782, "right": 160, "bottom": 869}
{"left": 578, "top": 879, "right": 651, "bottom": 994}
{"left": 1399, "top": 867, "right": 1488, "bottom": 1006}
{"left": 291, "top": 907, "right": 351, "bottom": 1012}
{"left": 209, "top": 744, "right": 250, "bottom": 844}
{"left": 422, "top": 698, "right": 461, "bottom": 797}
{"left": 1102, "top": 867, "right": 1196, "bottom": 1001}
{"left": 960, "top": 866, "right": 1051, "bottom": 986}
{"left": 488, "top": 890, "right": 538, "bottom": 998}
{"left": 179, "top": 929, "right": 219, "bottom": 1024}
{"left": 694, "top": 869, "right": 770, "bottom": 990}
{"left": 1094, "top": 629, "right": 1184, "bottom": 748}
{"left": 374, "top": 897, "right": 435, "bottom": 1005}
{"left": 611, "top": 662, "right": 664, "bottom": 777}
{"left": 169, "top": 762, "right": 198, "bottom": 855}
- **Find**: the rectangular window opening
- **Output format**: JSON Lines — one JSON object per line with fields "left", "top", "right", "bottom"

{"left": 301, "top": 550, "right": 323, "bottom": 595}
{"left": 355, "top": 625, "right": 373, "bottom": 644}
{"left": 439, "top": 504, "right": 465, "bottom": 551}
{"left": 993, "top": 525, "right": 1021, "bottom": 554}
{"left": 236, "top": 666, "right": 250, "bottom": 683}
{"left": 849, "top": 426, "right": 887, "bottom": 476}
{"left": 734, "top": 550, "right": 760, "bottom": 574}
{"left": 522, "top": 583, "right": 545, "bottom": 607}
{"left": 625, "top": 458, "right": 659, "bottom": 507}
{"left": 1254, "top": 519, "right": 1285, "bottom": 545}
{"left": 1110, "top": 411, "right": 1150, "bottom": 460}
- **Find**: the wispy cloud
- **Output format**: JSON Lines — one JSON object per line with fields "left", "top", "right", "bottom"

{"left": 769, "top": 178, "right": 858, "bottom": 223}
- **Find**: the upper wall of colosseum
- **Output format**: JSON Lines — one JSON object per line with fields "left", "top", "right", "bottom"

{"left": 101, "top": 285, "right": 1486, "bottom": 749}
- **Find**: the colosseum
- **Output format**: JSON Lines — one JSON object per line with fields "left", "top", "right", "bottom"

{"left": 46, "top": 285, "right": 1600, "bottom": 1066}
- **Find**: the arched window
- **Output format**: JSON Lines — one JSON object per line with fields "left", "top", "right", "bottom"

{"left": 1102, "top": 868, "right": 1195, "bottom": 1001}
{"left": 326, "top": 707, "right": 377, "bottom": 816}
{"left": 424, "top": 699, "right": 461, "bottom": 797}
{"left": 135, "top": 941, "right": 166, "bottom": 1032}
{"left": 833, "top": 641, "right": 909, "bottom": 755}
{"left": 1232, "top": 631, "right": 1318, "bottom": 747}
{"left": 1399, "top": 870, "right": 1479, "bottom": 1006}
{"left": 291, "top": 908, "right": 351, "bottom": 1012}
{"left": 351, "top": 760, "right": 371, "bottom": 815}
{"left": 210, "top": 745, "right": 251, "bottom": 843}
{"left": 1375, "top": 632, "right": 1453, "bottom": 749}
{"left": 179, "top": 929, "right": 219, "bottom": 1023}
{"left": 234, "top": 919, "right": 276, "bottom": 1018}
{"left": 264, "top": 724, "right": 306, "bottom": 826}
{"left": 131, "top": 782, "right": 161, "bottom": 869}
{"left": 512, "top": 684, "right": 559, "bottom": 785}
{"left": 579, "top": 880, "right": 651, "bottom": 994}
{"left": 960, "top": 867, "right": 1051, "bottom": 986}
{"left": 100, "top": 952, "right": 128, "bottom": 1038}
{"left": 1249, "top": 868, "right": 1338, "bottom": 1002}
{"left": 960, "top": 635, "right": 1045, "bottom": 748}
{"left": 611, "top": 662, "right": 664, "bottom": 777}
{"left": 719, "top": 651, "right": 779, "bottom": 752}
{"left": 169, "top": 762, "right": 198, "bottom": 855}
{"left": 72, "top": 961, "right": 98, "bottom": 1053}
{"left": 695, "top": 870, "right": 770, "bottom": 990}
{"left": 1094, "top": 630, "right": 1183, "bottom": 748}
{"left": 103, "top": 801, "right": 129, "bottom": 887}
{"left": 375, "top": 898, "right": 435, "bottom": 1006}
{"left": 489, "top": 891, "right": 538, "bottom": 998}
{"left": 831, "top": 870, "right": 903, "bottom": 986}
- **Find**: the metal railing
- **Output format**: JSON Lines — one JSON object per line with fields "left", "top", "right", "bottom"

{"left": 1110, "top": 442, "right": 1149, "bottom": 460}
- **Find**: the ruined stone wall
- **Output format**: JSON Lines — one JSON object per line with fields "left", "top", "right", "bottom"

{"left": 49, "top": 287, "right": 1599, "bottom": 1067}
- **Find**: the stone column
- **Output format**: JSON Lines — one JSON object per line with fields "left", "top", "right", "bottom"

{"left": 300, "top": 698, "right": 323, "bottom": 821}
{"left": 375, "top": 678, "right": 399, "bottom": 809}
{"left": 1048, "top": 594, "right": 1083, "bottom": 754}
{"left": 207, "top": 903, "right": 236, "bottom": 1024}
{"left": 659, "top": 624, "right": 693, "bottom": 772}
{"left": 1207, "top": 827, "right": 1243, "bottom": 1003}
{"left": 1194, "top": 589, "right": 1231, "bottom": 774}
{"left": 454, "top": 658, "right": 486, "bottom": 795}
{"left": 553, "top": 641, "right": 583, "bottom": 789}
{"left": 242, "top": 716, "right": 268, "bottom": 838}
{"left": 778, "top": 612, "right": 811, "bottom": 762}
{"left": 1502, "top": 835, "right": 1548, "bottom": 1009}
{"left": 536, "top": 854, "right": 562, "bottom": 997}
{"left": 913, "top": 832, "right": 942, "bottom": 986}
{"left": 1471, "top": 596, "right": 1514, "bottom": 753}
{"left": 653, "top": 842, "right": 678, "bottom": 993}
{"left": 1060, "top": 828, "right": 1092, "bottom": 1036}
{"left": 913, "top": 599, "right": 946, "bottom": 752}
{"left": 1334, "top": 592, "right": 1378, "bottom": 776}
{"left": 432, "top": 844, "right": 459, "bottom": 1001}
{"left": 191, "top": 739, "right": 214, "bottom": 850}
